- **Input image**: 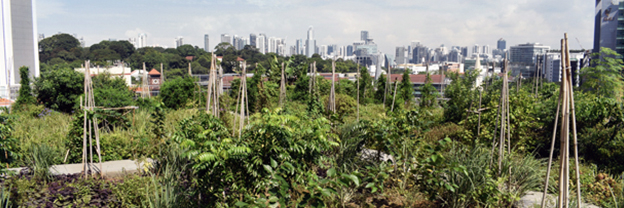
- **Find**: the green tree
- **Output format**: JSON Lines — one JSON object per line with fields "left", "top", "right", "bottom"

{"left": 356, "top": 66, "right": 373, "bottom": 104}
{"left": 34, "top": 67, "right": 84, "bottom": 113}
{"left": 177, "top": 44, "right": 197, "bottom": 57}
{"left": 398, "top": 70, "right": 414, "bottom": 107}
{"left": 38, "top": 33, "right": 81, "bottom": 63}
{"left": 15, "top": 66, "right": 36, "bottom": 107}
{"left": 581, "top": 47, "right": 624, "bottom": 99}
{"left": 92, "top": 73, "right": 134, "bottom": 108}
{"left": 159, "top": 76, "right": 196, "bottom": 109}
{"left": 108, "top": 40, "right": 135, "bottom": 59}
{"left": 443, "top": 70, "right": 479, "bottom": 123}
{"left": 374, "top": 74, "right": 388, "bottom": 104}
{"left": 420, "top": 72, "right": 437, "bottom": 108}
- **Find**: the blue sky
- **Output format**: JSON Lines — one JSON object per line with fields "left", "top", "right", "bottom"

{"left": 36, "top": 0, "right": 594, "bottom": 53}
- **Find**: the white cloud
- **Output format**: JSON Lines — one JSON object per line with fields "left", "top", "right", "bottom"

{"left": 37, "top": 0, "right": 595, "bottom": 53}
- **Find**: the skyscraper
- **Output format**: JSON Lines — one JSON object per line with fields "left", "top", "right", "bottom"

{"left": 249, "top": 34, "right": 257, "bottom": 48}
{"left": 175, "top": 36, "right": 184, "bottom": 48}
{"left": 361, "top": 31, "right": 369, "bottom": 41}
{"left": 472, "top": 44, "right": 480, "bottom": 55}
{"left": 204, "top": 34, "right": 209, "bottom": 52}
{"left": 509, "top": 43, "right": 550, "bottom": 64}
{"left": 138, "top": 33, "right": 147, "bottom": 48}
{"left": 346, "top": 45, "right": 354, "bottom": 56}
{"left": 305, "top": 26, "right": 316, "bottom": 57}
{"left": 395, "top": 46, "right": 407, "bottom": 65}
{"left": 497, "top": 38, "right": 506, "bottom": 50}
{"left": 221, "top": 34, "right": 232, "bottom": 45}
{"left": 256, "top": 34, "right": 266, "bottom": 54}
{"left": 593, "top": 0, "right": 624, "bottom": 54}
{"left": 482, "top": 45, "right": 490, "bottom": 55}
{"left": 295, "top": 39, "right": 303, "bottom": 55}
{"left": 0, "top": 0, "right": 39, "bottom": 99}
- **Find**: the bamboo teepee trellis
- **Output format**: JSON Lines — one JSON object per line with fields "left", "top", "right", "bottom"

{"left": 141, "top": 63, "right": 150, "bottom": 98}
{"left": 495, "top": 59, "right": 512, "bottom": 177}
{"left": 206, "top": 54, "right": 220, "bottom": 117}
{"left": 235, "top": 62, "right": 249, "bottom": 138}
{"left": 541, "top": 33, "right": 582, "bottom": 208}
{"left": 82, "top": 60, "right": 103, "bottom": 178}
{"left": 328, "top": 60, "right": 336, "bottom": 113}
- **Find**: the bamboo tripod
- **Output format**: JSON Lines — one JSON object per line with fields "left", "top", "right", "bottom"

{"left": 142, "top": 63, "right": 151, "bottom": 98}
{"left": 328, "top": 60, "right": 336, "bottom": 113}
{"left": 279, "top": 62, "right": 286, "bottom": 108}
{"left": 206, "top": 54, "right": 220, "bottom": 117}
{"left": 82, "top": 60, "right": 103, "bottom": 178}
{"left": 495, "top": 59, "right": 512, "bottom": 177}
{"left": 541, "top": 34, "right": 582, "bottom": 208}
{"left": 234, "top": 62, "right": 249, "bottom": 138}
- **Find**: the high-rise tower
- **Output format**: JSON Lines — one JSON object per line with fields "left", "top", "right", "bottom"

{"left": 305, "top": 26, "right": 316, "bottom": 57}
{"left": 204, "top": 34, "right": 209, "bottom": 52}
{"left": 0, "top": 0, "right": 40, "bottom": 99}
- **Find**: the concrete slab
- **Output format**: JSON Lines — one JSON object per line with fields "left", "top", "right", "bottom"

{"left": 7, "top": 159, "right": 153, "bottom": 177}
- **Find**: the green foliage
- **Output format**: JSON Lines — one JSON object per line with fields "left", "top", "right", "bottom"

{"left": 374, "top": 74, "right": 388, "bottom": 104}
{"left": 38, "top": 33, "right": 81, "bottom": 63}
{"left": 92, "top": 73, "right": 134, "bottom": 108}
{"left": 420, "top": 72, "right": 437, "bottom": 108}
{"left": 0, "top": 113, "right": 16, "bottom": 170}
{"left": 581, "top": 47, "right": 624, "bottom": 99}
{"left": 34, "top": 66, "right": 84, "bottom": 113}
{"left": 159, "top": 76, "right": 196, "bottom": 110}
{"left": 14, "top": 66, "right": 36, "bottom": 108}
{"left": 398, "top": 69, "right": 414, "bottom": 107}
{"left": 443, "top": 70, "right": 479, "bottom": 123}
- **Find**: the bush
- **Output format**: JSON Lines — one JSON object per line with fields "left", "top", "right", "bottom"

{"left": 159, "top": 76, "right": 196, "bottom": 110}
{"left": 34, "top": 66, "right": 84, "bottom": 113}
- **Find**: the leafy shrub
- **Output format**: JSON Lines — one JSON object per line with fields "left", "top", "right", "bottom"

{"left": 159, "top": 76, "right": 196, "bottom": 110}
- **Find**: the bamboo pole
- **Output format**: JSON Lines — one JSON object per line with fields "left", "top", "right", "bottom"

{"left": 477, "top": 90, "right": 482, "bottom": 136}
{"left": 329, "top": 60, "right": 336, "bottom": 113}
{"left": 161, "top": 63, "right": 164, "bottom": 83}
{"left": 541, "top": 78, "right": 564, "bottom": 208}
{"left": 391, "top": 78, "right": 399, "bottom": 112}
{"left": 82, "top": 61, "right": 89, "bottom": 178}
{"left": 357, "top": 64, "right": 360, "bottom": 121}
{"left": 88, "top": 120, "right": 93, "bottom": 176}
{"left": 280, "top": 62, "right": 286, "bottom": 108}
{"left": 239, "top": 62, "right": 247, "bottom": 138}
{"left": 498, "top": 60, "right": 507, "bottom": 176}
{"left": 564, "top": 34, "right": 582, "bottom": 207}
{"left": 558, "top": 38, "right": 569, "bottom": 208}
{"left": 384, "top": 65, "right": 391, "bottom": 108}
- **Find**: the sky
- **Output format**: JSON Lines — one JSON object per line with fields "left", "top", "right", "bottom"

{"left": 36, "top": 0, "right": 595, "bottom": 54}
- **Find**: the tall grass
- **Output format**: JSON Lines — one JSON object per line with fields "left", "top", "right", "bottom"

{"left": 440, "top": 144, "right": 544, "bottom": 208}
{"left": 12, "top": 112, "right": 71, "bottom": 167}
{"left": 27, "top": 144, "right": 56, "bottom": 182}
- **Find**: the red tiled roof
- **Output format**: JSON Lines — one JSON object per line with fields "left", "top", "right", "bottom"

{"left": 0, "top": 98, "right": 13, "bottom": 106}
{"left": 236, "top": 57, "right": 245, "bottom": 62}
{"left": 388, "top": 74, "right": 445, "bottom": 84}
{"left": 148, "top": 69, "right": 161, "bottom": 75}
{"left": 185, "top": 56, "right": 194, "bottom": 61}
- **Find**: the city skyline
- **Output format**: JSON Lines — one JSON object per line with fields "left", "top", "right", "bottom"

{"left": 38, "top": 0, "right": 593, "bottom": 53}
